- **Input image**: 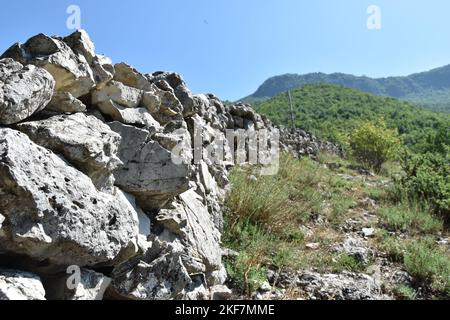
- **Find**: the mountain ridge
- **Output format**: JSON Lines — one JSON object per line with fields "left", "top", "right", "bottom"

{"left": 241, "top": 65, "right": 450, "bottom": 112}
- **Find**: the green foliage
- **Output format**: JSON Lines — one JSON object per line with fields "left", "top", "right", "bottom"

{"left": 224, "top": 155, "right": 317, "bottom": 238}
{"left": 254, "top": 84, "right": 450, "bottom": 152}
{"left": 332, "top": 254, "right": 366, "bottom": 273}
{"left": 379, "top": 235, "right": 450, "bottom": 295}
{"left": 403, "top": 240, "right": 450, "bottom": 294}
{"left": 349, "top": 120, "right": 401, "bottom": 171}
{"left": 223, "top": 225, "right": 269, "bottom": 295}
{"left": 378, "top": 233, "right": 406, "bottom": 263}
{"left": 396, "top": 151, "right": 450, "bottom": 217}
{"left": 223, "top": 153, "right": 364, "bottom": 294}
{"left": 329, "top": 196, "right": 355, "bottom": 225}
{"left": 394, "top": 285, "right": 417, "bottom": 300}
{"left": 243, "top": 65, "right": 450, "bottom": 112}
{"left": 378, "top": 203, "right": 443, "bottom": 234}
{"left": 422, "top": 124, "right": 450, "bottom": 154}
{"left": 366, "top": 187, "right": 388, "bottom": 202}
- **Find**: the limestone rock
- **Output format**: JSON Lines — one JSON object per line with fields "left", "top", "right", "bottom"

{"left": 109, "top": 206, "right": 222, "bottom": 301}
{"left": 1, "top": 33, "right": 94, "bottom": 98}
{"left": 148, "top": 71, "right": 195, "bottom": 116}
{"left": 63, "top": 30, "right": 96, "bottom": 64}
{"left": 91, "top": 55, "right": 115, "bottom": 87}
{"left": 210, "top": 285, "right": 233, "bottom": 300}
{"left": 109, "top": 122, "right": 192, "bottom": 210}
{"left": 0, "top": 270, "right": 46, "bottom": 300}
{"left": 226, "top": 103, "right": 265, "bottom": 130}
{"left": 92, "top": 80, "right": 142, "bottom": 109}
{"left": 141, "top": 88, "right": 184, "bottom": 125}
{"left": 63, "top": 30, "right": 114, "bottom": 87}
{"left": 361, "top": 227, "right": 376, "bottom": 238}
{"left": 45, "top": 91, "right": 86, "bottom": 113}
{"left": 279, "top": 127, "right": 343, "bottom": 158}
{"left": 199, "top": 161, "right": 215, "bottom": 194}
{"left": 335, "top": 236, "right": 371, "bottom": 265}
{"left": 97, "top": 99, "right": 161, "bottom": 130}
{"left": 0, "top": 128, "right": 139, "bottom": 267}
{"left": 297, "top": 271, "right": 389, "bottom": 300}
{"left": 152, "top": 189, "right": 223, "bottom": 291}
{"left": 45, "top": 268, "right": 111, "bottom": 300}
{"left": 0, "top": 58, "right": 55, "bottom": 124}
{"left": 108, "top": 244, "right": 192, "bottom": 300}
{"left": 141, "top": 90, "right": 161, "bottom": 113}
{"left": 114, "top": 63, "right": 153, "bottom": 91}
{"left": 0, "top": 213, "right": 5, "bottom": 237}
{"left": 121, "top": 191, "right": 152, "bottom": 237}
{"left": 16, "top": 113, "right": 122, "bottom": 191}
{"left": 113, "top": 65, "right": 185, "bottom": 124}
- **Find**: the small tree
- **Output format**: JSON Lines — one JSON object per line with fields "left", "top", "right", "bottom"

{"left": 349, "top": 119, "right": 401, "bottom": 172}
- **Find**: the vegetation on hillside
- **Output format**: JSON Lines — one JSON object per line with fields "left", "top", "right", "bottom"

{"left": 225, "top": 83, "right": 449, "bottom": 299}
{"left": 395, "top": 150, "right": 450, "bottom": 218}
{"left": 349, "top": 119, "right": 401, "bottom": 172}
{"left": 242, "top": 65, "right": 450, "bottom": 112}
{"left": 224, "top": 154, "right": 368, "bottom": 295}
{"left": 225, "top": 84, "right": 449, "bottom": 299}
{"left": 223, "top": 153, "right": 449, "bottom": 299}
{"left": 254, "top": 84, "right": 450, "bottom": 153}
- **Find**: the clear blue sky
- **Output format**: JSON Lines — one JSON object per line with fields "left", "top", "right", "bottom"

{"left": 1, "top": 0, "right": 450, "bottom": 101}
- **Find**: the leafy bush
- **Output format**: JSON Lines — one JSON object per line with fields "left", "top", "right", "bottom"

{"left": 422, "top": 124, "right": 450, "bottom": 154}
{"left": 396, "top": 151, "right": 450, "bottom": 217}
{"left": 349, "top": 120, "right": 401, "bottom": 172}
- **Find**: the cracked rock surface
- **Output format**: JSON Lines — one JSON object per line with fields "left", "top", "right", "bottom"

{"left": 0, "top": 30, "right": 340, "bottom": 300}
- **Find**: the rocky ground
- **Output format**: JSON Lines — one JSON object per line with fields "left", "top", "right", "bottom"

{"left": 225, "top": 158, "right": 449, "bottom": 300}
{"left": 254, "top": 171, "right": 400, "bottom": 300}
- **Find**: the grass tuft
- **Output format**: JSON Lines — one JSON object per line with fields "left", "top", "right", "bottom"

{"left": 378, "top": 202, "right": 444, "bottom": 235}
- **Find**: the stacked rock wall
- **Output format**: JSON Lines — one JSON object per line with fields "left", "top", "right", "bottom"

{"left": 0, "top": 30, "right": 340, "bottom": 300}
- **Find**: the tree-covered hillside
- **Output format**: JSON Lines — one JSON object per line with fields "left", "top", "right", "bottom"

{"left": 243, "top": 65, "right": 450, "bottom": 112}
{"left": 254, "top": 84, "right": 450, "bottom": 152}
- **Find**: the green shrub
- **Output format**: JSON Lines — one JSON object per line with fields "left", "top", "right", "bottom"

{"left": 395, "top": 285, "right": 417, "bottom": 300}
{"left": 404, "top": 240, "right": 450, "bottom": 294}
{"left": 422, "top": 124, "right": 450, "bottom": 155}
{"left": 379, "top": 235, "right": 450, "bottom": 295}
{"left": 224, "top": 252, "right": 267, "bottom": 295}
{"left": 349, "top": 120, "right": 401, "bottom": 172}
{"left": 333, "top": 254, "right": 366, "bottom": 273}
{"left": 396, "top": 151, "right": 450, "bottom": 217}
{"left": 225, "top": 154, "right": 326, "bottom": 238}
{"left": 330, "top": 196, "right": 356, "bottom": 225}
{"left": 378, "top": 233, "right": 406, "bottom": 263}
{"left": 366, "top": 187, "right": 388, "bottom": 202}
